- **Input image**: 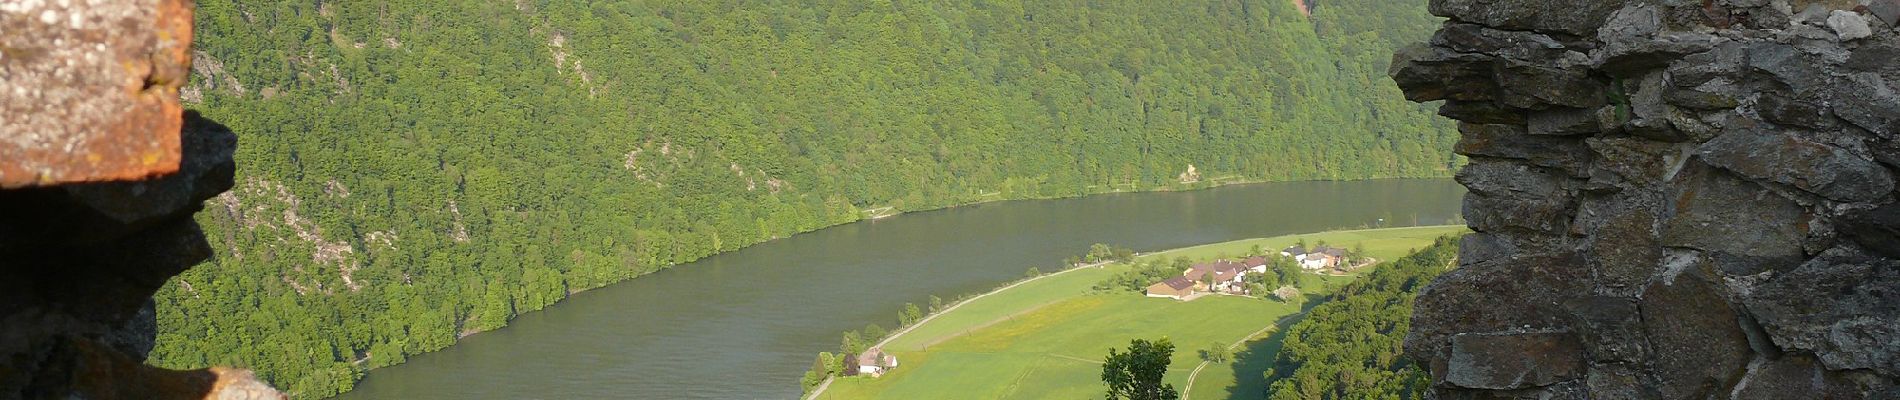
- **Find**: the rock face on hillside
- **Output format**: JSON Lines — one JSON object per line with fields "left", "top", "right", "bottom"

{"left": 1394, "top": 0, "right": 1900, "bottom": 398}
{"left": 1, "top": 1, "right": 283, "bottom": 399}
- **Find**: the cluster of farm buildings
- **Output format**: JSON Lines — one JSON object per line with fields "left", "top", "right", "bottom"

{"left": 1143, "top": 245, "right": 1351, "bottom": 299}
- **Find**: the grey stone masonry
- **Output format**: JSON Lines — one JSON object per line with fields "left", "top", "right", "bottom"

{"left": 1392, "top": 0, "right": 1900, "bottom": 398}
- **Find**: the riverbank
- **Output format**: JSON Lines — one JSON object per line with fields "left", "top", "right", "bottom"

{"left": 330, "top": 180, "right": 1465, "bottom": 400}
{"left": 807, "top": 225, "right": 1467, "bottom": 399}
{"left": 381, "top": 178, "right": 1445, "bottom": 357}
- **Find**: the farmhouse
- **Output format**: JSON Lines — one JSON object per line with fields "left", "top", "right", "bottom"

{"left": 1186, "top": 260, "right": 1250, "bottom": 293}
{"left": 1286, "top": 245, "right": 1349, "bottom": 270}
{"left": 1145, "top": 276, "right": 1196, "bottom": 299}
{"left": 1279, "top": 245, "right": 1306, "bottom": 258}
{"left": 1243, "top": 256, "right": 1269, "bottom": 273}
{"left": 850, "top": 349, "right": 899, "bottom": 377}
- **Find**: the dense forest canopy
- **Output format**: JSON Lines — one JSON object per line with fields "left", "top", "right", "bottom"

{"left": 151, "top": 0, "right": 1452, "bottom": 397}
{"left": 1264, "top": 236, "right": 1461, "bottom": 399}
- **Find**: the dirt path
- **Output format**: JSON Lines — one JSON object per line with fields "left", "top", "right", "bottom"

{"left": 1046, "top": 353, "right": 1105, "bottom": 365}
{"left": 1181, "top": 314, "right": 1296, "bottom": 400}
{"left": 805, "top": 260, "right": 1112, "bottom": 400}
{"left": 912, "top": 299, "right": 1064, "bottom": 350}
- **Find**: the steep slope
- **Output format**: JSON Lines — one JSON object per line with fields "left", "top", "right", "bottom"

{"left": 1264, "top": 235, "right": 1459, "bottom": 399}
{"left": 0, "top": 1, "right": 279, "bottom": 397}
{"left": 1394, "top": 0, "right": 1899, "bottom": 398}
{"left": 150, "top": 1, "right": 1454, "bottom": 397}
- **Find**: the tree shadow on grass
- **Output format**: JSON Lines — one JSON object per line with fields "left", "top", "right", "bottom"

{"left": 1219, "top": 294, "right": 1327, "bottom": 400}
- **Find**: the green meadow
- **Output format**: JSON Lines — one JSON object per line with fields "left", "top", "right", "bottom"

{"left": 813, "top": 225, "right": 1466, "bottom": 399}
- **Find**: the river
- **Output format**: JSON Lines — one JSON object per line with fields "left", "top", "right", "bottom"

{"left": 334, "top": 179, "right": 1464, "bottom": 399}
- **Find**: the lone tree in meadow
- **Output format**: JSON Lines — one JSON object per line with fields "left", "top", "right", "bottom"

{"left": 1202, "top": 341, "right": 1229, "bottom": 363}
{"left": 1102, "top": 338, "right": 1180, "bottom": 400}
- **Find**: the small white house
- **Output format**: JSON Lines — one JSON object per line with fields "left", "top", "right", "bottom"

{"left": 1300, "top": 255, "right": 1331, "bottom": 270}
{"left": 856, "top": 349, "right": 899, "bottom": 377}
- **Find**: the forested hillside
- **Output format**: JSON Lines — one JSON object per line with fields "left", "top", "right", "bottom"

{"left": 1264, "top": 235, "right": 1460, "bottom": 399}
{"left": 149, "top": 0, "right": 1453, "bottom": 397}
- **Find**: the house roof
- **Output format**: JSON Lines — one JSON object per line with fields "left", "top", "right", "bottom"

{"left": 857, "top": 349, "right": 884, "bottom": 365}
{"left": 1281, "top": 245, "right": 1306, "bottom": 255}
{"left": 1243, "top": 256, "right": 1267, "bottom": 267}
{"left": 1186, "top": 260, "right": 1246, "bottom": 280}
{"left": 1153, "top": 276, "right": 1195, "bottom": 291}
{"left": 1315, "top": 246, "right": 1347, "bottom": 257}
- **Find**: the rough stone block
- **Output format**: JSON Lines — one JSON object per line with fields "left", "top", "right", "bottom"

{"left": 1699, "top": 127, "right": 1895, "bottom": 202}
{"left": 1458, "top": 160, "right": 1579, "bottom": 235}
{"left": 1748, "top": 42, "right": 1834, "bottom": 94}
{"left": 1432, "top": 23, "right": 1583, "bottom": 64}
{"left": 1732, "top": 355, "right": 1881, "bottom": 399}
{"left": 1392, "top": 45, "right": 1502, "bottom": 103}
{"left": 1870, "top": 0, "right": 1900, "bottom": 27}
{"left": 1439, "top": 100, "right": 1528, "bottom": 125}
{"left": 1641, "top": 264, "right": 1753, "bottom": 399}
{"left": 1407, "top": 252, "right": 1589, "bottom": 380}
{"left": 1445, "top": 332, "right": 1586, "bottom": 389}
{"left": 1667, "top": 42, "right": 1747, "bottom": 87}
{"left": 1498, "top": 63, "right": 1608, "bottom": 110}
{"left": 1528, "top": 108, "right": 1604, "bottom": 136}
{"left": 1756, "top": 93, "right": 1838, "bottom": 129}
{"left": 0, "top": 0, "right": 195, "bottom": 188}
{"left": 1832, "top": 72, "right": 1900, "bottom": 138}
{"left": 1839, "top": 203, "right": 1900, "bottom": 258}
{"left": 1563, "top": 296, "right": 1648, "bottom": 362}
{"left": 1577, "top": 193, "right": 1663, "bottom": 294}
{"left": 1659, "top": 164, "right": 1809, "bottom": 276}
{"left": 1830, "top": 10, "right": 1875, "bottom": 40}
{"left": 1455, "top": 123, "right": 1593, "bottom": 176}
{"left": 1428, "top": 0, "right": 1629, "bottom": 36}
{"left": 1747, "top": 249, "right": 1900, "bottom": 376}
{"left": 1596, "top": 6, "right": 1718, "bottom": 77}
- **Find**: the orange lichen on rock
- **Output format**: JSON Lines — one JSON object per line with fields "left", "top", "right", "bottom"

{"left": 0, "top": 0, "right": 195, "bottom": 188}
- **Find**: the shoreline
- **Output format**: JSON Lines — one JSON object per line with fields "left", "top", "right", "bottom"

{"left": 803, "top": 224, "right": 1467, "bottom": 399}
{"left": 355, "top": 177, "right": 1457, "bottom": 372}
{"left": 330, "top": 177, "right": 1458, "bottom": 399}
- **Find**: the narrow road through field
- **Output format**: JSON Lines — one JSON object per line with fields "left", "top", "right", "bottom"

{"left": 804, "top": 259, "right": 1117, "bottom": 400}
{"left": 1181, "top": 311, "right": 1301, "bottom": 400}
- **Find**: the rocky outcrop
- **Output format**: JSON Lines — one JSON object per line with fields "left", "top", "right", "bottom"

{"left": 1394, "top": 0, "right": 1900, "bottom": 398}
{"left": 1, "top": 1, "right": 282, "bottom": 399}
{"left": 0, "top": 0, "right": 195, "bottom": 188}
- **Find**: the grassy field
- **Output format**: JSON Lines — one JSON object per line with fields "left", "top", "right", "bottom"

{"left": 813, "top": 225, "right": 1466, "bottom": 400}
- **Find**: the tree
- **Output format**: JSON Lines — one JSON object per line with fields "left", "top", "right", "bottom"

{"left": 1170, "top": 257, "right": 1194, "bottom": 273}
{"left": 1103, "top": 338, "right": 1179, "bottom": 400}
{"left": 901, "top": 303, "right": 924, "bottom": 326}
{"left": 1087, "top": 243, "right": 1115, "bottom": 263}
{"left": 1201, "top": 341, "right": 1230, "bottom": 363}
{"left": 803, "top": 353, "right": 831, "bottom": 389}
{"left": 841, "top": 330, "right": 864, "bottom": 355}
{"left": 863, "top": 324, "right": 888, "bottom": 343}
{"left": 1026, "top": 267, "right": 1043, "bottom": 278}
{"left": 928, "top": 295, "right": 944, "bottom": 313}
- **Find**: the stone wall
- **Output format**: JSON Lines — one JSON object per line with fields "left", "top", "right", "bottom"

{"left": 1, "top": 1, "right": 281, "bottom": 398}
{"left": 1392, "top": 0, "right": 1900, "bottom": 398}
